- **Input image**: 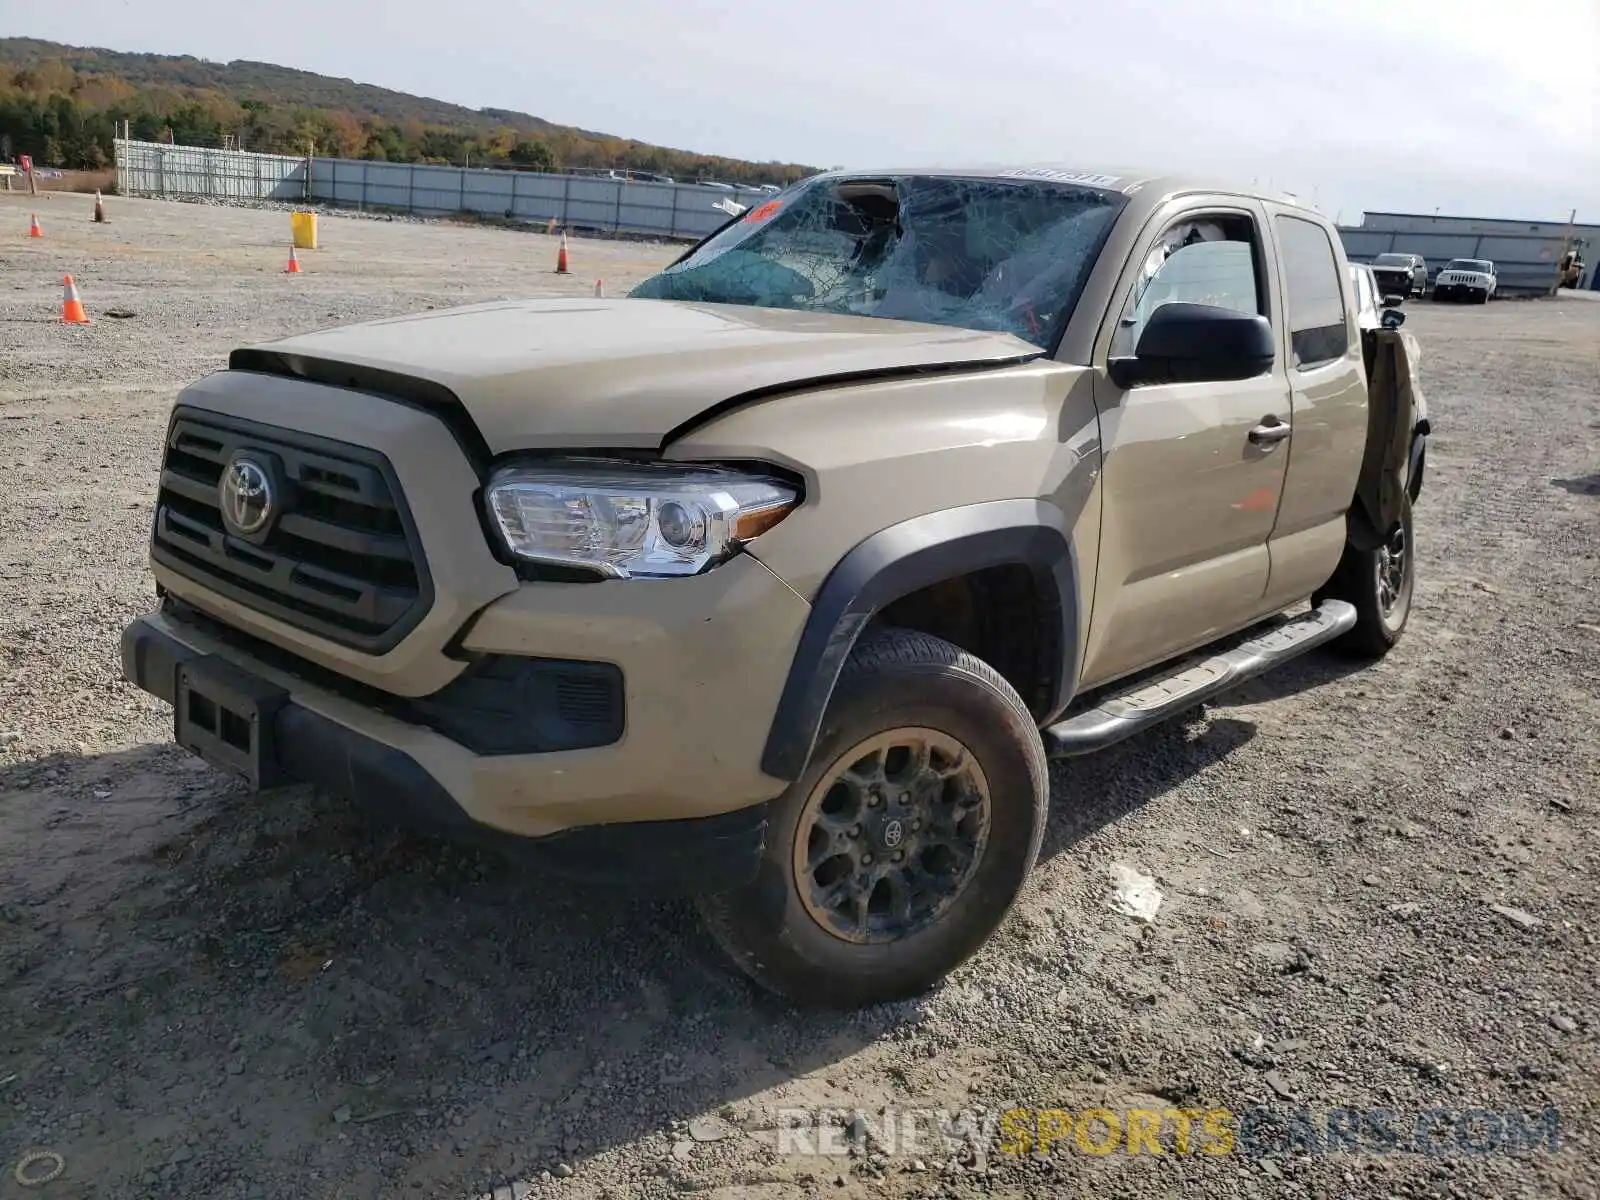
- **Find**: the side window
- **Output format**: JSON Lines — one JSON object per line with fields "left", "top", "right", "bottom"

{"left": 1110, "top": 214, "right": 1263, "bottom": 358}
{"left": 1275, "top": 215, "right": 1349, "bottom": 369}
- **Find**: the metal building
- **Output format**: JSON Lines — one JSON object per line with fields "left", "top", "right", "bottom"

{"left": 1338, "top": 210, "right": 1598, "bottom": 296}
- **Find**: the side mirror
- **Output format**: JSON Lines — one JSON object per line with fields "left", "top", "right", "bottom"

{"left": 1108, "top": 302, "right": 1276, "bottom": 389}
{"left": 1382, "top": 294, "right": 1405, "bottom": 309}
{"left": 1381, "top": 308, "right": 1406, "bottom": 329}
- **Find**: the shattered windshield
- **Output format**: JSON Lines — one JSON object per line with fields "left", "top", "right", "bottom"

{"left": 629, "top": 174, "right": 1128, "bottom": 350}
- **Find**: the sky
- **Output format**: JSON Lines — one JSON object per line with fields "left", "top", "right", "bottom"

{"left": 11, "top": 0, "right": 1600, "bottom": 223}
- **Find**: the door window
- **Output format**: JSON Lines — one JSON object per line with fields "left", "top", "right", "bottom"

{"left": 1111, "top": 214, "right": 1264, "bottom": 358}
{"left": 1276, "top": 215, "right": 1350, "bottom": 369}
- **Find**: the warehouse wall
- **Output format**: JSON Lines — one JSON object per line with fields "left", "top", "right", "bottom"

{"left": 1339, "top": 211, "right": 1595, "bottom": 295}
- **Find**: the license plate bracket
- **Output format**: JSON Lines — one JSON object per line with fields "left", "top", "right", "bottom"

{"left": 174, "top": 655, "right": 291, "bottom": 791}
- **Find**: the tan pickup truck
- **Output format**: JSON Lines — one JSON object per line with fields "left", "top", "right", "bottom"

{"left": 121, "top": 165, "right": 1429, "bottom": 1008}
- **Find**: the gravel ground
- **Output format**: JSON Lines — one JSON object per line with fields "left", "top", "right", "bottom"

{"left": 1, "top": 193, "right": 1597, "bottom": 1200}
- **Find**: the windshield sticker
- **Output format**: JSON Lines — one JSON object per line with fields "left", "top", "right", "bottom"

{"left": 742, "top": 199, "right": 784, "bottom": 224}
{"left": 998, "top": 168, "right": 1122, "bottom": 188}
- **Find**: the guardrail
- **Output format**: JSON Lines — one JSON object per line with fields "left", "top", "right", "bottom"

{"left": 115, "top": 138, "right": 769, "bottom": 241}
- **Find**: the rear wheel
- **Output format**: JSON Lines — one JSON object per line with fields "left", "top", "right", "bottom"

{"left": 697, "top": 628, "right": 1047, "bottom": 1008}
{"left": 1314, "top": 492, "right": 1415, "bottom": 658}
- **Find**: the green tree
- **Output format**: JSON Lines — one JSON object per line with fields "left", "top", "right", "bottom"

{"left": 509, "top": 137, "right": 555, "bottom": 172}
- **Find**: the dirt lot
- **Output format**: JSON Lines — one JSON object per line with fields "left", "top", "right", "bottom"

{"left": 1, "top": 192, "right": 1597, "bottom": 1200}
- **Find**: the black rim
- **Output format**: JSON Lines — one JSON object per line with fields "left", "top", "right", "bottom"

{"left": 792, "top": 728, "right": 991, "bottom": 945}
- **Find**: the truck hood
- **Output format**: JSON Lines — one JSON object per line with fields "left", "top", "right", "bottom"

{"left": 233, "top": 297, "right": 1043, "bottom": 453}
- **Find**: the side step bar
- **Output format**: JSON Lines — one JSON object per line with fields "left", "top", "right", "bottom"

{"left": 1044, "top": 600, "right": 1357, "bottom": 758}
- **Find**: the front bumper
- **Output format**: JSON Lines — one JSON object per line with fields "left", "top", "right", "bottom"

{"left": 121, "top": 547, "right": 812, "bottom": 890}
{"left": 122, "top": 610, "right": 770, "bottom": 893}
{"left": 1433, "top": 281, "right": 1488, "bottom": 300}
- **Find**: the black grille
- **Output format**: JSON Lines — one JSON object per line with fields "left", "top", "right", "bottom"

{"left": 408, "top": 656, "right": 625, "bottom": 755}
{"left": 151, "top": 408, "right": 433, "bottom": 653}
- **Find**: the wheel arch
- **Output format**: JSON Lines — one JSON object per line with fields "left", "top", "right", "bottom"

{"left": 758, "top": 499, "right": 1080, "bottom": 782}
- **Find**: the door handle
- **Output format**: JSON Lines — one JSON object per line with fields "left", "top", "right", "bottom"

{"left": 1248, "top": 420, "right": 1292, "bottom": 446}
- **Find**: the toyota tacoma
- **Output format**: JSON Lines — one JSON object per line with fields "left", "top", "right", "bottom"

{"left": 121, "top": 166, "right": 1429, "bottom": 1008}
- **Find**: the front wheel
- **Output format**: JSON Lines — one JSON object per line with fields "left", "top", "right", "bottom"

{"left": 697, "top": 628, "right": 1048, "bottom": 1008}
{"left": 1314, "top": 492, "right": 1415, "bottom": 658}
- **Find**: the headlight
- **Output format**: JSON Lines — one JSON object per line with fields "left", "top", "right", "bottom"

{"left": 484, "top": 458, "right": 799, "bottom": 578}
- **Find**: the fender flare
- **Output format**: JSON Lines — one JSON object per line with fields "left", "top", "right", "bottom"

{"left": 758, "top": 498, "right": 1080, "bottom": 782}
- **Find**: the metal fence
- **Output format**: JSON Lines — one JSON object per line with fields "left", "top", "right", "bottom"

{"left": 115, "top": 139, "right": 306, "bottom": 203}
{"left": 116, "top": 138, "right": 771, "bottom": 241}
{"left": 1338, "top": 226, "right": 1579, "bottom": 297}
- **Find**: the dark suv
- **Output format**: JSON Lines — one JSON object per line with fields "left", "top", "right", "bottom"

{"left": 1370, "top": 253, "right": 1428, "bottom": 298}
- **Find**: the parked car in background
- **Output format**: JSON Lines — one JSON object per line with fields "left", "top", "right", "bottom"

{"left": 1348, "top": 262, "right": 1403, "bottom": 331}
{"left": 1370, "top": 252, "right": 1428, "bottom": 298}
{"left": 1433, "top": 259, "right": 1497, "bottom": 303}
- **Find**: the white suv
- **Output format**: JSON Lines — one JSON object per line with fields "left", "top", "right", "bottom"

{"left": 1433, "top": 258, "right": 1497, "bottom": 304}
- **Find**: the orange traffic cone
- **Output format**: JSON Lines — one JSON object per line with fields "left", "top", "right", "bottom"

{"left": 92, "top": 191, "right": 106, "bottom": 223}
{"left": 594, "top": 279, "right": 604, "bottom": 298}
{"left": 285, "top": 246, "right": 301, "bottom": 274}
{"left": 28, "top": 213, "right": 43, "bottom": 238}
{"left": 61, "top": 275, "right": 90, "bottom": 324}
{"left": 555, "top": 231, "right": 569, "bottom": 274}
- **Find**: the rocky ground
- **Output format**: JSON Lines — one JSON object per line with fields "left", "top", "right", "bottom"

{"left": 1, "top": 193, "right": 1596, "bottom": 1199}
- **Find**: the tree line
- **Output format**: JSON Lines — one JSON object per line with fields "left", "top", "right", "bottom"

{"left": 0, "top": 55, "right": 813, "bottom": 185}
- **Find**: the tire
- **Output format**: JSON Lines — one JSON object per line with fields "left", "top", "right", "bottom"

{"left": 1314, "top": 492, "right": 1415, "bottom": 659}
{"left": 697, "top": 627, "right": 1048, "bottom": 1008}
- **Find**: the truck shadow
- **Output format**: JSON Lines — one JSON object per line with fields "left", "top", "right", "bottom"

{"left": 1552, "top": 473, "right": 1600, "bottom": 497}
{"left": 0, "top": 707, "right": 1256, "bottom": 1194}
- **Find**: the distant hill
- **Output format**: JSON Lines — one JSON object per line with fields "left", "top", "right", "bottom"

{"left": 0, "top": 37, "right": 815, "bottom": 185}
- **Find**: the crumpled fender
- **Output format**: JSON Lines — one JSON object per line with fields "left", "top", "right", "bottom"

{"left": 1352, "top": 327, "right": 1426, "bottom": 549}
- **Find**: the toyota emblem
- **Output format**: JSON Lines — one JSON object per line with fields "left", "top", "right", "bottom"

{"left": 220, "top": 457, "right": 274, "bottom": 536}
{"left": 883, "top": 820, "right": 904, "bottom": 849}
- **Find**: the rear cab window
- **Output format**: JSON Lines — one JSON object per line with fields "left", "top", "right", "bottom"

{"left": 1275, "top": 215, "right": 1350, "bottom": 370}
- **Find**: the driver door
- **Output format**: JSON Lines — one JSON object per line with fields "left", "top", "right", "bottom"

{"left": 1079, "top": 199, "right": 1292, "bottom": 689}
